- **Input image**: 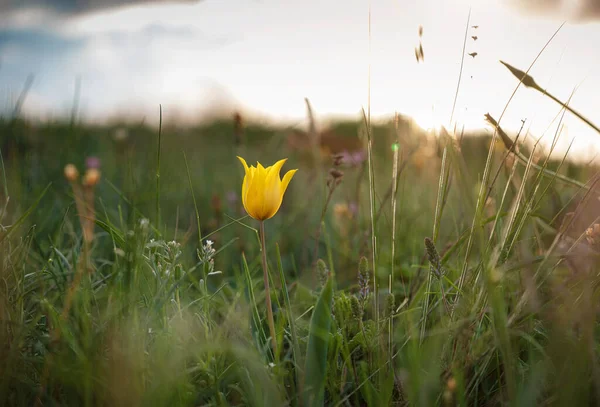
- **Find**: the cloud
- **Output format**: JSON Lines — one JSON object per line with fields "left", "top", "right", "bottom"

{"left": 507, "top": 0, "right": 600, "bottom": 21}
{"left": 579, "top": 1, "right": 600, "bottom": 20}
{"left": 0, "top": 0, "right": 199, "bottom": 16}
{"left": 0, "top": 28, "right": 85, "bottom": 85}
{"left": 0, "top": 23, "right": 236, "bottom": 121}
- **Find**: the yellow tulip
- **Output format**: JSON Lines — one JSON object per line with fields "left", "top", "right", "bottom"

{"left": 237, "top": 156, "right": 297, "bottom": 221}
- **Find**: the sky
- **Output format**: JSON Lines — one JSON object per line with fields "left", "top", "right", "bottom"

{"left": 1, "top": 0, "right": 600, "bottom": 159}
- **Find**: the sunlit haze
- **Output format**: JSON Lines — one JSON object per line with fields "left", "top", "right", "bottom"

{"left": 2, "top": 0, "right": 600, "bottom": 159}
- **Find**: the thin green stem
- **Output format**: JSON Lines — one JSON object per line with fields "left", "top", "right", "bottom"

{"left": 260, "top": 221, "right": 277, "bottom": 355}
{"left": 449, "top": 8, "right": 471, "bottom": 126}
{"left": 183, "top": 151, "right": 203, "bottom": 243}
{"left": 155, "top": 104, "right": 162, "bottom": 228}
{"left": 543, "top": 90, "right": 600, "bottom": 135}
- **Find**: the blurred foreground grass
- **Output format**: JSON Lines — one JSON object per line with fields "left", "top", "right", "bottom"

{"left": 1, "top": 111, "right": 600, "bottom": 406}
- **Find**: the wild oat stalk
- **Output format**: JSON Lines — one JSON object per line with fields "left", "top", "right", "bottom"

{"left": 500, "top": 60, "right": 600, "bottom": 135}
{"left": 454, "top": 23, "right": 565, "bottom": 314}
{"left": 485, "top": 113, "right": 586, "bottom": 190}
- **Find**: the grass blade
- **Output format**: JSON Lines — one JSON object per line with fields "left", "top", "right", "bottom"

{"left": 304, "top": 273, "right": 334, "bottom": 406}
{"left": 276, "top": 243, "right": 302, "bottom": 406}
{"left": 0, "top": 182, "right": 51, "bottom": 244}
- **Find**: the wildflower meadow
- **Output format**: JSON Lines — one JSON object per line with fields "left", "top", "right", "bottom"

{"left": 2, "top": 8, "right": 600, "bottom": 407}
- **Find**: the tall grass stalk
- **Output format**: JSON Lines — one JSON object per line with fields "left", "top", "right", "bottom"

{"left": 389, "top": 135, "right": 400, "bottom": 357}
{"left": 155, "top": 104, "right": 162, "bottom": 228}
{"left": 455, "top": 23, "right": 565, "bottom": 308}
{"left": 421, "top": 144, "right": 450, "bottom": 342}
{"left": 449, "top": 8, "right": 471, "bottom": 126}
{"left": 365, "top": 0, "right": 378, "bottom": 330}
{"left": 362, "top": 109, "right": 379, "bottom": 329}
{"left": 183, "top": 151, "right": 203, "bottom": 243}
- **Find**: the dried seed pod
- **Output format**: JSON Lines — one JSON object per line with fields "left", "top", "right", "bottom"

{"left": 332, "top": 153, "right": 345, "bottom": 167}
{"left": 329, "top": 168, "right": 344, "bottom": 180}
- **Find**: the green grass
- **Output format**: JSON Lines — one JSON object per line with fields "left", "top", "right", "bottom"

{"left": 1, "top": 103, "right": 600, "bottom": 407}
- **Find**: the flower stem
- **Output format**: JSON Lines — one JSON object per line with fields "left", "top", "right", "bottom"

{"left": 260, "top": 221, "right": 277, "bottom": 355}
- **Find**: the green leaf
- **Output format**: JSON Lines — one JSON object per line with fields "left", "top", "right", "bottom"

{"left": 304, "top": 273, "right": 334, "bottom": 407}
{"left": 276, "top": 244, "right": 302, "bottom": 406}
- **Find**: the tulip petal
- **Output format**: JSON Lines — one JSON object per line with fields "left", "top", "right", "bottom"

{"left": 247, "top": 166, "right": 265, "bottom": 219}
{"left": 238, "top": 157, "right": 253, "bottom": 211}
{"left": 237, "top": 156, "right": 249, "bottom": 174}
{"left": 242, "top": 168, "right": 254, "bottom": 211}
{"left": 258, "top": 159, "right": 285, "bottom": 218}
{"left": 252, "top": 162, "right": 267, "bottom": 217}
{"left": 267, "top": 158, "right": 287, "bottom": 180}
{"left": 263, "top": 168, "right": 297, "bottom": 220}
{"left": 280, "top": 169, "right": 298, "bottom": 197}
{"left": 263, "top": 158, "right": 287, "bottom": 219}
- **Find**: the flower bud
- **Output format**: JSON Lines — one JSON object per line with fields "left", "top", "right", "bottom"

{"left": 64, "top": 164, "right": 79, "bottom": 182}
{"left": 83, "top": 168, "right": 101, "bottom": 186}
{"left": 85, "top": 156, "right": 101, "bottom": 169}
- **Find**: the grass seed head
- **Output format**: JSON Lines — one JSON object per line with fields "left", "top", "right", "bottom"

{"left": 385, "top": 293, "right": 396, "bottom": 318}
{"left": 424, "top": 237, "right": 444, "bottom": 278}
{"left": 316, "top": 259, "right": 329, "bottom": 287}
{"left": 350, "top": 295, "right": 362, "bottom": 320}
{"left": 358, "top": 256, "right": 370, "bottom": 301}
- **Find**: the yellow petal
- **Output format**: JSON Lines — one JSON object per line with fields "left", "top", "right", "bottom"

{"left": 262, "top": 158, "right": 287, "bottom": 214}
{"left": 267, "top": 158, "right": 287, "bottom": 180}
{"left": 247, "top": 167, "right": 265, "bottom": 219}
{"left": 237, "top": 156, "right": 250, "bottom": 174}
{"left": 238, "top": 156, "right": 252, "bottom": 210}
{"left": 280, "top": 169, "right": 297, "bottom": 198}
{"left": 264, "top": 168, "right": 297, "bottom": 220}
{"left": 241, "top": 170, "right": 251, "bottom": 210}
